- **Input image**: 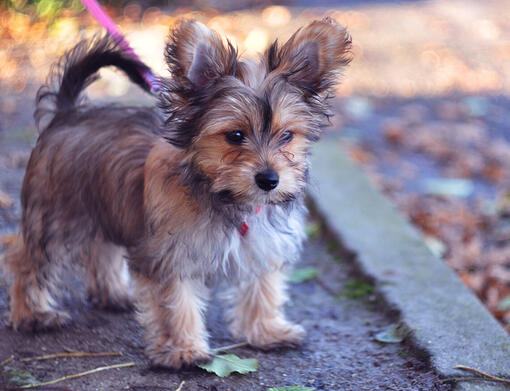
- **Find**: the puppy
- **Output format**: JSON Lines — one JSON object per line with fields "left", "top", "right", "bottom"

{"left": 3, "top": 18, "right": 351, "bottom": 368}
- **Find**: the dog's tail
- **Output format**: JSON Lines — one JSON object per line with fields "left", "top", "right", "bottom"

{"left": 35, "top": 35, "right": 154, "bottom": 132}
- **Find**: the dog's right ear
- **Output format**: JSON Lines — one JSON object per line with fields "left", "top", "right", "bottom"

{"left": 165, "top": 20, "right": 237, "bottom": 89}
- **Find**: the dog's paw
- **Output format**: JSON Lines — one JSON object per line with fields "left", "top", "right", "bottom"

{"left": 148, "top": 343, "right": 211, "bottom": 369}
{"left": 244, "top": 320, "right": 305, "bottom": 349}
{"left": 5, "top": 310, "right": 71, "bottom": 332}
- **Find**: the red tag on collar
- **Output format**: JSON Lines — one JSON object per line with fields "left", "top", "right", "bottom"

{"left": 239, "top": 222, "right": 249, "bottom": 236}
{"left": 239, "top": 206, "right": 261, "bottom": 237}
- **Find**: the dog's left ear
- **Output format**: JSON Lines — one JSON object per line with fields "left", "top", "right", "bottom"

{"left": 165, "top": 20, "right": 237, "bottom": 89}
{"left": 266, "top": 17, "right": 351, "bottom": 95}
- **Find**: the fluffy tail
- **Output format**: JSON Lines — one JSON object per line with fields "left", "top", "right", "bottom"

{"left": 35, "top": 35, "right": 154, "bottom": 132}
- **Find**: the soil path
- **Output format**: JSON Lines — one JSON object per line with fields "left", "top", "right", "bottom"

{"left": 0, "top": 238, "right": 449, "bottom": 390}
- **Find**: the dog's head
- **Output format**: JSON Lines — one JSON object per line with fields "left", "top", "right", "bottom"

{"left": 161, "top": 18, "right": 351, "bottom": 205}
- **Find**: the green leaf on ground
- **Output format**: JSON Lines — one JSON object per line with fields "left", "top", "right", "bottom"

{"left": 422, "top": 178, "right": 474, "bottom": 198}
{"left": 305, "top": 222, "right": 321, "bottom": 238}
{"left": 198, "top": 354, "right": 258, "bottom": 377}
{"left": 340, "top": 279, "right": 374, "bottom": 298}
{"left": 374, "top": 323, "right": 412, "bottom": 343}
{"left": 3, "top": 368, "right": 39, "bottom": 386}
{"left": 268, "top": 386, "right": 315, "bottom": 391}
{"left": 288, "top": 267, "right": 320, "bottom": 284}
{"left": 497, "top": 295, "right": 510, "bottom": 311}
{"left": 424, "top": 236, "right": 446, "bottom": 258}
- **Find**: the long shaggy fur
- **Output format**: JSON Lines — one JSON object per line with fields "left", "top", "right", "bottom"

{"left": 35, "top": 35, "right": 154, "bottom": 132}
{"left": 2, "top": 18, "right": 351, "bottom": 368}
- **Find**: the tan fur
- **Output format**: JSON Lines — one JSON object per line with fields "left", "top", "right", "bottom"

{"left": 4, "top": 236, "right": 70, "bottom": 330}
{"left": 225, "top": 268, "right": 304, "bottom": 347}
{"left": 135, "top": 274, "right": 210, "bottom": 367}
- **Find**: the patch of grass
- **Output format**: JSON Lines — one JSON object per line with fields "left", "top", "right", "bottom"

{"left": 4, "top": 0, "right": 84, "bottom": 20}
{"left": 305, "top": 221, "right": 321, "bottom": 239}
{"left": 288, "top": 267, "right": 320, "bottom": 284}
{"left": 326, "top": 239, "right": 339, "bottom": 253}
{"left": 340, "top": 279, "right": 374, "bottom": 299}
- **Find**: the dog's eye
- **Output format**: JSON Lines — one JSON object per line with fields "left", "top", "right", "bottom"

{"left": 280, "top": 131, "right": 294, "bottom": 144}
{"left": 225, "top": 130, "right": 245, "bottom": 145}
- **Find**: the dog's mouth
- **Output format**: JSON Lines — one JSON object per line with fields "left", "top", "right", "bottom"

{"left": 255, "top": 189, "right": 298, "bottom": 206}
{"left": 212, "top": 188, "right": 298, "bottom": 207}
{"left": 267, "top": 192, "right": 297, "bottom": 205}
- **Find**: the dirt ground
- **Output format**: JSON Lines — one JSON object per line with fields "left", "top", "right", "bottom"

{"left": 0, "top": 238, "right": 450, "bottom": 391}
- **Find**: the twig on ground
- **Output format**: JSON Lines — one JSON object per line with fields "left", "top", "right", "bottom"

{"left": 212, "top": 342, "right": 248, "bottom": 353}
{"left": 1, "top": 355, "right": 14, "bottom": 367}
{"left": 175, "top": 380, "right": 185, "bottom": 391}
{"left": 441, "top": 365, "right": 510, "bottom": 385}
{"left": 442, "top": 377, "right": 504, "bottom": 384}
{"left": 454, "top": 365, "right": 510, "bottom": 385}
{"left": 20, "top": 351, "right": 122, "bottom": 362}
{"left": 19, "top": 361, "right": 135, "bottom": 389}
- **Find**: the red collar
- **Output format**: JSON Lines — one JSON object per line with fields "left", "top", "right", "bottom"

{"left": 239, "top": 206, "right": 261, "bottom": 236}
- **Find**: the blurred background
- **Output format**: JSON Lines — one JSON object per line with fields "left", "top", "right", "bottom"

{"left": 1, "top": 0, "right": 510, "bottom": 332}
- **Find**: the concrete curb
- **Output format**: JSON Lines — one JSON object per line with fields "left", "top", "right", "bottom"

{"left": 308, "top": 140, "right": 510, "bottom": 391}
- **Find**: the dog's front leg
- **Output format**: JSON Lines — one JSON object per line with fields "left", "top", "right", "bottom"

{"left": 134, "top": 274, "right": 211, "bottom": 368}
{"left": 226, "top": 267, "right": 305, "bottom": 348}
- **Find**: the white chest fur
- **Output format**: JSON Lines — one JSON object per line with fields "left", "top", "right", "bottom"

{"left": 162, "top": 203, "right": 307, "bottom": 280}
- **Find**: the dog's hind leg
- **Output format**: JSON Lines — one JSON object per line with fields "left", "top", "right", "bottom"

{"left": 3, "top": 236, "right": 71, "bottom": 331}
{"left": 85, "top": 237, "right": 132, "bottom": 311}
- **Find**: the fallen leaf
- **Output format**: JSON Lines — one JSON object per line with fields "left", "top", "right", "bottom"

{"left": 344, "top": 96, "right": 373, "bottom": 120}
{"left": 374, "top": 323, "right": 412, "bottom": 343}
{"left": 198, "top": 354, "right": 257, "bottom": 377}
{"left": 348, "top": 144, "right": 373, "bottom": 164}
{"left": 305, "top": 222, "right": 321, "bottom": 238}
{"left": 340, "top": 279, "right": 374, "bottom": 298}
{"left": 288, "top": 267, "right": 320, "bottom": 284}
{"left": 0, "top": 190, "right": 13, "bottom": 209}
{"left": 422, "top": 178, "right": 474, "bottom": 198}
{"left": 382, "top": 119, "right": 405, "bottom": 144}
{"left": 424, "top": 236, "right": 446, "bottom": 258}
{"left": 3, "top": 368, "right": 39, "bottom": 386}
{"left": 0, "top": 234, "right": 17, "bottom": 247}
{"left": 461, "top": 96, "right": 490, "bottom": 117}
{"left": 496, "top": 295, "right": 510, "bottom": 312}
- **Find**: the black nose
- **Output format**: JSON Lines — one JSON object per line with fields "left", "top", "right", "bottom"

{"left": 255, "top": 170, "right": 279, "bottom": 191}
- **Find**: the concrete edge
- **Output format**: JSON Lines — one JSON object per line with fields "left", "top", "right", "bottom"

{"left": 308, "top": 140, "right": 510, "bottom": 391}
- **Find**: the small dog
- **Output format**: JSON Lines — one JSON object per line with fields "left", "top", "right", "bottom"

{"left": 3, "top": 18, "right": 351, "bottom": 368}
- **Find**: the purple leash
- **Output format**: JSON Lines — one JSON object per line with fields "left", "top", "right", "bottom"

{"left": 80, "top": 0, "right": 160, "bottom": 92}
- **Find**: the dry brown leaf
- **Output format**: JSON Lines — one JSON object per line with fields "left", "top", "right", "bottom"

{"left": 0, "top": 234, "right": 17, "bottom": 247}
{"left": 0, "top": 190, "right": 13, "bottom": 209}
